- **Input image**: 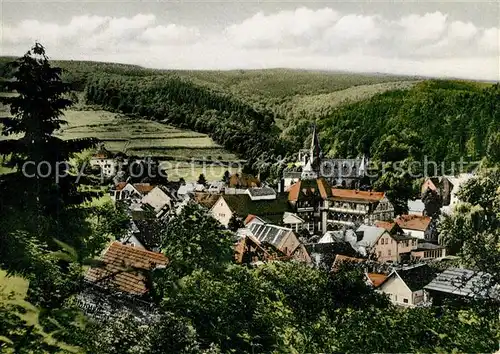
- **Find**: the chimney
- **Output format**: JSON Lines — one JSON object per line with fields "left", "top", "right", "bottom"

{"left": 355, "top": 230, "right": 364, "bottom": 242}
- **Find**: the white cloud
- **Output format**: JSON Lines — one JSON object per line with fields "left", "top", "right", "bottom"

{"left": 1, "top": 9, "right": 498, "bottom": 80}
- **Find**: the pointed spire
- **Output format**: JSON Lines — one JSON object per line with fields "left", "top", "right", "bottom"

{"left": 310, "top": 123, "right": 322, "bottom": 160}
{"left": 309, "top": 123, "right": 322, "bottom": 173}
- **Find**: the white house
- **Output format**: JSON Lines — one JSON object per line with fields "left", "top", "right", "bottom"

{"left": 408, "top": 199, "right": 425, "bottom": 215}
{"left": 282, "top": 212, "right": 305, "bottom": 232}
{"left": 141, "top": 186, "right": 174, "bottom": 218}
{"left": 377, "top": 264, "right": 436, "bottom": 307}
{"left": 395, "top": 215, "right": 432, "bottom": 239}
{"left": 111, "top": 182, "right": 155, "bottom": 202}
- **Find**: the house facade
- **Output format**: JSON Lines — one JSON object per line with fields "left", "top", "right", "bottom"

{"left": 377, "top": 265, "right": 436, "bottom": 307}
{"left": 395, "top": 214, "right": 432, "bottom": 240}
{"left": 284, "top": 126, "right": 394, "bottom": 235}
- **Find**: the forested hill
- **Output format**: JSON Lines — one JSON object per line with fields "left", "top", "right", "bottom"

{"left": 84, "top": 74, "right": 286, "bottom": 159}
{"left": 1, "top": 57, "right": 498, "bottom": 166}
{"left": 316, "top": 80, "right": 500, "bottom": 163}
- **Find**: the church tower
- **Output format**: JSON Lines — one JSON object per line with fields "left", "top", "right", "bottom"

{"left": 301, "top": 124, "right": 322, "bottom": 179}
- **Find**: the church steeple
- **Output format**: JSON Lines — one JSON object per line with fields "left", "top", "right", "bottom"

{"left": 301, "top": 123, "right": 322, "bottom": 180}
{"left": 310, "top": 123, "right": 322, "bottom": 170}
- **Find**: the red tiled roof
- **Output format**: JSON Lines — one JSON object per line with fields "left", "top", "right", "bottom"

{"left": 367, "top": 273, "right": 388, "bottom": 288}
{"left": 331, "top": 254, "right": 365, "bottom": 272}
{"left": 194, "top": 193, "right": 221, "bottom": 209}
{"left": 288, "top": 178, "right": 332, "bottom": 202}
{"left": 375, "top": 221, "right": 396, "bottom": 232}
{"left": 395, "top": 214, "right": 431, "bottom": 231}
{"left": 115, "top": 182, "right": 128, "bottom": 191}
{"left": 85, "top": 242, "right": 168, "bottom": 296}
{"left": 244, "top": 214, "right": 256, "bottom": 225}
{"left": 134, "top": 183, "right": 155, "bottom": 194}
{"left": 331, "top": 189, "right": 385, "bottom": 202}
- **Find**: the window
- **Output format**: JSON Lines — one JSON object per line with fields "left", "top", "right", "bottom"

{"left": 388, "top": 250, "right": 391, "bottom": 256}
{"left": 403, "top": 298, "right": 408, "bottom": 304}
{"left": 377, "top": 251, "right": 381, "bottom": 258}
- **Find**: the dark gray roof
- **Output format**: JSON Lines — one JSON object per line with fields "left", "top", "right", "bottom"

{"left": 424, "top": 268, "right": 499, "bottom": 299}
{"left": 396, "top": 264, "right": 437, "bottom": 292}
{"left": 247, "top": 187, "right": 276, "bottom": 197}
{"left": 413, "top": 242, "right": 445, "bottom": 251}
{"left": 248, "top": 223, "right": 292, "bottom": 247}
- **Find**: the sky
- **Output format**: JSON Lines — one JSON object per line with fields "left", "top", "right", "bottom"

{"left": 0, "top": 1, "right": 499, "bottom": 80}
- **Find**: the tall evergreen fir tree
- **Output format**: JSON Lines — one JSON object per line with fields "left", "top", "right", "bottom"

{"left": 0, "top": 43, "right": 97, "bottom": 213}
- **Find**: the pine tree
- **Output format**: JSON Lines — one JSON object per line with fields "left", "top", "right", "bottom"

{"left": 0, "top": 43, "right": 97, "bottom": 212}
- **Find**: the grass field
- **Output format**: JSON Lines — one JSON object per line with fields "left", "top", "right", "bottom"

{"left": 0, "top": 95, "right": 242, "bottom": 181}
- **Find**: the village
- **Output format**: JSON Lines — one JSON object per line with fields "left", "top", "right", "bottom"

{"left": 79, "top": 125, "right": 495, "bottom": 320}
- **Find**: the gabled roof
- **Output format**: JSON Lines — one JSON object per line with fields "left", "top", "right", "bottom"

{"left": 288, "top": 178, "right": 332, "bottom": 202}
{"left": 356, "top": 225, "right": 388, "bottom": 248}
{"left": 424, "top": 268, "right": 498, "bottom": 299}
{"left": 283, "top": 212, "right": 305, "bottom": 224}
{"left": 244, "top": 214, "right": 267, "bottom": 225}
{"left": 247, "top": 187, "right": 276, "bottom": 197}
{"left": 374, "top": 221, "right": 398, "bottom": 233}
{"left": 331, "top": 189, "right": 385, "bottom": 202}
{"left": 395, "top": 215, "right": 431, "bottom": 231}
{"left": 114, "top": 182, "right": 155, "bottom": 194}
{"left": 194, "top": 193, "right": 221, "bottom": 209}
{"left": 219, "top": 194, "right": 292, "bottom": 223}
{"left": 396, "top": 264, "right": 436, "bottom": 291}
{"left": 134, "top": 183, "right": 155, "bottom": 194}
{"left": 114, "top": 182, "right": 128, "bottom": 191}
{"left": 85, "top": 242, "right": 168, "bottom": 296}
{"left": 367, "top": 273, "right": 388, "bottom": 288}
{"left": 331, "top": 254, "right": 365, "bottom": 272}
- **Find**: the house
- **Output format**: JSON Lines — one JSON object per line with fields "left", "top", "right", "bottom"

{"left": 79, "top": 242, "right": 168, "bottom": 321}
{"left": 245, "top": 223, "right": 311, "bottom": 263}
{"left": 287, "top": 177, "right": 332, "bottom": 233}
{"left": 410, "top": 242, "right": 447, "bottom": 261}
{"left": 284, "top": 125, "right": 393, "bottom": 234}
{"left": 194, "top": 193, "right": 221, "bottom": 209}
{"left": 90, "top": 145, "right": 121, "bottom": 178}
{"left": 246, "top": 187, "right": 276, "bottom": 201}
{"left": 141, "top": 186, "right": 175, "bottom": 218}
{"left": 377, "top": 264, "right": 436, "bottom": 307}
{"left": 421, "top": 174, "right": 474, "bottom": 214}
{"left": 424, "top": 268, "right": 499, "bottom": 304}
{"left": 282, "top": 212, "right": 305, "bottom": 232}
{"left": 85, "top": 242, "right": 167, "bottom": 297}
{"left": 234, "top": 232, "right": 291, "bottom": 265}
{"left": 356, "top": 225, "right": 417, "bottom": 263}
{"left": 395, "top": 214, "right": 432, "bottom": 240}
{"left": 177, "top": 183, "right": 205, "bottom": 197}
{"left": 210, "top": 194, "right": 292, "bottom": 227}
{"left": 408, "top": 199, "right": 425, "bottom": 215}
{"left": 323, "top": 189, "right": 394, "bottom": 230}
{"left": 111, "top": 182, "right": 155, "bottom": 202}
{"left": 374, "top": 221, "right": 405, "bottom": 235}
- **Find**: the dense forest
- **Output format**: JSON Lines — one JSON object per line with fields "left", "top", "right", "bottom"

{"left": 316, "top": 80, "right": 500, "bottom": 162}
{"left": 84, "top": 74, "right": 286, "bottom": 160}
{"left": 1, "top": 44, "right": 499, "bottom": 354}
